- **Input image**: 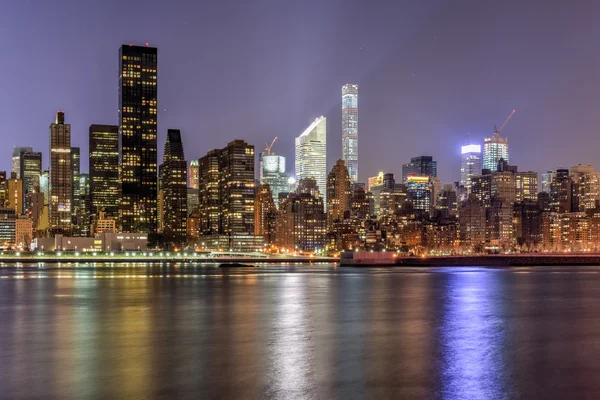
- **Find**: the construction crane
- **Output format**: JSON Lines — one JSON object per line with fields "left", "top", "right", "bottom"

{"left": 494, "top": 110, "right": 516, "bottom": 136}
{"left": 265, "top": 137, "right": 278, "bottom": 156}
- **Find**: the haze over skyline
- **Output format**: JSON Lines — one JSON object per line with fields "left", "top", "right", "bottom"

{"left": 1, "top": 0, "right": 599, "bottom": 183}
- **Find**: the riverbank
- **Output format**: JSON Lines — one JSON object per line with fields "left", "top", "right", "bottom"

{"left": 0, "top": 254, "right": 338, "bottom": 264}
{"left": 343, "top": 253, "right": 600, "bottom": 267}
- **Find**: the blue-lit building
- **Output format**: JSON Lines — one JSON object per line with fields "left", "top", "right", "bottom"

{"left": 483, "top": 134, "right": 509, "bottom": 172}
{"left": 460, "top": 144, "right": 482, "bottom": 193}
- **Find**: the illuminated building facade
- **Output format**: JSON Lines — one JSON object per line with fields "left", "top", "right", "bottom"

{"left": 20, "top": 151, "right": 42, "bottom": 213}
{"left": 198, "top": 140, "right": 255, "bottom": 237}
{"left": 49, "top": 112, "right": 72, "bottom": 235}
{"left": 12, "top": 147, "right": 32, "bottom": 179}
{"left": 483, "top": 135, "right": 509, "bottom": 171}
{"left": 342, "top": 84, "right": 358, "bottom": 183}
{"left": 295, "top": 117, "right": 327, "bottom": 204}
{"left": 260, "top": 154, "right": 289, "bottom": 208}
{"left": 326, "top": 159, "right": 351, "bottom": 230}
{"left": 189, "top": 160, "right": 199, "bottom": 189}
{"left": 254, "top": 184, "right": 277, "bottom": 245}
{"left": 7, "top": 173, "right": 23, "bottom": 215}
{"left": 460, "top": 144, "right": 482, "bottom": 192}
{"left": 119, "top": 44, "right": 158, "bottom": 238}
{"left": 70, "top": 147, "right": 81, "bottom": 234}
{"left": 367, "top": 172, "right": 384, "bottom": 192}
{"left": 89, "top": 124, "right": 119, "bottom": 217}
{"left": 198, "top": 150, "right": 220, "bottom": 234}
{"left": 515, "top": 171, "right": 538, "bottom": 203}
{"left": 406, "top": 176, "right": 432, "bottom": 215}
{"left": 158, "top": 129, "right": 188, "bottom": 245}
{"left": 276, "top": 180, "right": 327, "bottom": 252}
{"left": 402, "top": 156, "right": 437, "bottom": 183}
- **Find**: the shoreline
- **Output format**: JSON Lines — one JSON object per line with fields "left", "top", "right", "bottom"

{"left": 345, "top": 254, "right": 600, "bottom": 267}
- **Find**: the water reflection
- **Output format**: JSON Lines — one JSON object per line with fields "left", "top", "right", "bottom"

{"left": 439, "top": 271, "right": 513, "bottom": 400}
{"left": 0, "top": 265, "right": 600, "bottom": 399}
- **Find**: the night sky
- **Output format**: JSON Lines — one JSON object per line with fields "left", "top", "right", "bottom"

{"left": 1, "top": 0, "right": 599, "bottom": 184}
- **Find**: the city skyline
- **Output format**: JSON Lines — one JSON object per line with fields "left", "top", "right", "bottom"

{"left": 2, "top": 1, "right": 600, "bottom": 184}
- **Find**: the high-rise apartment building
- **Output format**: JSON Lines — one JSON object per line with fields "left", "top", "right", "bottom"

{"left": 342, "top": 84, "right": 358, "bottom": 183}
{"left": 49, "top": 112, "right": 72, "bottom": 235}
{"left": 276, "top": 178, "right": 327, "bottom": 252}
{"left": 483, "top": 134, "right": 509, "bottom": 171}
{"left": 20, "top": 151, "right": 42, "bottom": 213}
{"left": 198, "top": 140, "right": 255, "bottom": 237}
{"left": 158, "top": 129, "right": 188, "bottom": 245}
{"left": 70, "top": 147, "right": 81, "bottom": 233}
{"left": 189, "top": 160, "right": 199, "bottom": 189}
{"left": 295, "top": 117, "right": 327, "bottom": 204}
{"left": 515, "top": 171, "right": 538, "bottom": 203}
{"left": 7, "top": 173, "right": 23, "bottom": 215}
{"left": 89, "top": 124, "right": 120, "bottom": 217}
{"left": 260, "top": 153, "right": 290, "bottom": 208}
{"left": 460, "top": 144, "right": 482, "bottom": 192}
{"left": 402, "top": 156, "right": 437, "bottom": 183}
{"left": 549, "top": 169, "right": 572, "bottom": 213}
{"left": 12, "top": 147, "right": 32, "bottom": 179}
{"left": 326, "top": 160, "right": 351, "bottom": 230}
{"left": 406, "top": 176, "right": 432, "bottom": 215}
{"left": 254, "top": 184, "right": 277, "bottom": 245}
{"left": 198, "top": 150, "right": 220, "bottom": 235}
{"left": 119, "top": 44, "right": 158, "bottom": 238}
{"left": 78, "top": 173, "right": 91, "bottom": 237}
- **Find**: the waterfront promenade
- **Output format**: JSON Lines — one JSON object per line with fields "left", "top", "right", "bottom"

{"left": 0, "top": 251, "right": 337, "bottom": 264}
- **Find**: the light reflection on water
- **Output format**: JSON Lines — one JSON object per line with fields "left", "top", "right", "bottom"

{"left": 1, "top": 264, "right": 600, "bottom": 399}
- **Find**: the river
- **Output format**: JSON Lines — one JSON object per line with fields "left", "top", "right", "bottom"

{"left": 0, "top": 262, "right": 599, "bottom": 399}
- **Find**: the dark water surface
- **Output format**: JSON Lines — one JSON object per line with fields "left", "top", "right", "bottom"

{"left": 1, "top": 262, "right": 600, "bottom": 399}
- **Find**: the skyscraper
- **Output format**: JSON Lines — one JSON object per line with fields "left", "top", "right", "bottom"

{"left": 12, "top": 147, "right": 32, "bottom": 179}
{"left": 70, "top": 147, "right": 81, "bottom": 234}
{"left": 119, "top": 44, "right": 158, "bottom": 238}
{"left": 89, "top": 124, "right": 119, "bottom": 217}
{"left": 189, "top": 160, "right": 199, "bottom": 189}
{"left": 254, "top": 184, "right": 277, "bottom": 245}
{"left": 7, "top": 173, "right": 23, "bottom": 215}
{"left": 158, "top": 129, "right": 188, "bottom": 245}
{"left": 483, "top": 135, "right": 509, "bottom": 172}
{"left": 460, "top": 144, "right": 482, "bottom": 192}
{"left": 198, "top": 150, "right": 220, "bottom": 235}
{"left": 20, "top": 151, "right": 42, "bottom": 213}
{"left": 342, "top": 84, "right": 358, "bottom": 183}
{"left": 49, "top": 112, "right": 72, "bottom": 235}
{"left": 198, "top": 140, "right": 255, "bottom": 237}
{"left": 295, "top": 117, "right": 326, "bottom": 203}
{"left": 326, "top": 159, "right": 351, "bottom": 230}
{"left": 406, "top": 176, "right": 432, "bottom": 215}
{"left": 402, "top": 156, "right": 437, "bottom": 183}
{"left": 259, "top": 152, "right": 289, "bottom": 208}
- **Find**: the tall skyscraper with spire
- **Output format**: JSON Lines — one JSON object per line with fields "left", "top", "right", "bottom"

{"left": 118, "top": 44, "right": 158, "bottom": 239}
{"left": 295, "top": 117, "right": 327, "bottom": 204}
{"left": 342, "top": 84, "right": 358, "bottom": 183}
